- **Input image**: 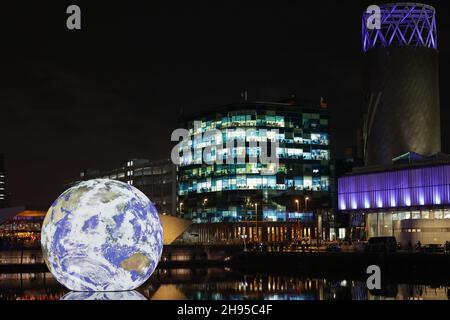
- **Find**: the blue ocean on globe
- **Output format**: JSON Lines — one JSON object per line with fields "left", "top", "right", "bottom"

{"left": 41, "top": 179, "right": 163, "bottom": 291}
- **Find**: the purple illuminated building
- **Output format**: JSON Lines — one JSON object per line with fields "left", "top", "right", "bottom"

{"left": 338, "top": 154, "right": 450, "bottom": 245}
{"left": 344, "top": 3, "right": 447, "bottom": 246}
{"left": 339, "top": 163, "right": 450, "bottom": 212}
{"left": 362, "top": 3, "right": 438, "bottom": 53}
{"left": 362, "top": 3, "right": 441, "bottom": 166}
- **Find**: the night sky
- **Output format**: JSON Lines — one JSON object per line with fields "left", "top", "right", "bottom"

{"left": 1, "top": 0, "right": 449, "bottom": 207}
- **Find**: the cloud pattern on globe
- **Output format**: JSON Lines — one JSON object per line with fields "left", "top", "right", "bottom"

{"left": 61, "top": 290, "right": 147, "bottom": 300}
{"left": 41, "top": 179, "right": 163, "bottom": 291}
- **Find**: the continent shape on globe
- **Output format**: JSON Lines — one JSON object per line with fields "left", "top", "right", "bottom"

{"left": 41, "top": 179, "right": 163, "bottom": 291}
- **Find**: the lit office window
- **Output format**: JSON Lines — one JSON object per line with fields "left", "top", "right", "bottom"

{"left": 444, "top": 209, "right": 450, "bottom": 219}
{"left": 338, "top": 228, "right": 346, "bottom": 240}
{"left": 411, "top": 211, "right": 421, "bottom": 219}
{"left": 434, "top": 210, "right": 444, "bottom": 219}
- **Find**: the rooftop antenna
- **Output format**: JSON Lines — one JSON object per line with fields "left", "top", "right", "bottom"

{"left": 241, "top": 91, "right": 248, "bottom": 101}
{"left": 320, "top": 97, "right": 328, "bottom": 108}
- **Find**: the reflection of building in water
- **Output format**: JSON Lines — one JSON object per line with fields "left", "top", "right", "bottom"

{"left": 351, "top": 281, "right": 369, "bottom": 300}
{"left": 0, "top": 273, "right": 66, "bottom": 300}
{"left": 151, "top": 276, "right": 325, "bottom": 300}
{"left": 146, "top": 268, "right": 450, "bottom": 301}
{"left": 0, "top": 249, "right": 43, "bottom": 264}
{"left": 396, "top": 285, "right": 450, "bottom": 301}
{"left": 150, "top": 285, "right": 187, "bottom": 300}
{"left": 146, "top": 269, "right": 359, "bottom": 300}
{"left": 1, "top": 269, "right": 449, "bottom": 300}
{"left": 339, "top": 154, "right": 450, "bottom": 245}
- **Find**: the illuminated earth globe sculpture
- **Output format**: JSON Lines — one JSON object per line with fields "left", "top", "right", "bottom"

{"left": 61, "top": 290, "right": 147, "bottom": 300}
{"left": 41, "top": 179, "right": 163, "bottom": 291}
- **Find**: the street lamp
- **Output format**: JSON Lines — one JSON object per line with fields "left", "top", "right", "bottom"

{"left": 179, "top": 202, "right": 183, "bottom": 217}
{"left": 203, "top": 198, "right": 208, "bottom": 221}
{"left": 254, "top": 203, "right": 258, "bottom": 242}
{"left": 295, "top": 199, "right": 300, "bottom": 241}
{"left": 241, "top": 234, "right": 248, "bottom": 251}
{"left": 305, "top": 197, "right": 310, "bottom": 212}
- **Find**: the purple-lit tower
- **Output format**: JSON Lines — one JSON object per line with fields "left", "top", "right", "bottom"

{"left": 362, "top": 3, "right": 441, "bottom": 166}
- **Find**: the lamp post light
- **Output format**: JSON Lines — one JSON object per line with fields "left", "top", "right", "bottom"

{"left": 203, "top": 198, "right": 208, "bottom": 221}
{"left": 241, "top": 234, "right": 248, "bottom": 252}
{"left": 179, "top": 202, "right": 183, "bottom": 218}
{"left": 254, "top": 203, "right": 258, "bottom": 242}
{"left": 295, "top": 199, "right": 300, "bottom": 241}
{"left": 305, "top": 197, "right": 310, "bottom": 212}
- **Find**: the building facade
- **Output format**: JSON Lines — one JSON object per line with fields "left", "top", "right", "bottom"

{"left": 176, "top": 99, "right": 336, "bottom": 242}
{"left": 338, "top": 155, "right": 450, "bottom": 246}
{"left": 66, "top": 158, "right": 177, "bottom": 216}
{"left": 0, "top": 154, "right": 7, "bottom": 208}
{"left": 339, "top": 4, "right": 450, "bottom": 246}
{"left": 0, "top": 208, "right": 45, "bottom": 251}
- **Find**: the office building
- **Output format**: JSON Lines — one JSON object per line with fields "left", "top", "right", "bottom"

{"left": 176, "top": 99, "right": 337, "bottom": 242}
{"left": 66, "top": 158, "right": 177, "bottom": 216}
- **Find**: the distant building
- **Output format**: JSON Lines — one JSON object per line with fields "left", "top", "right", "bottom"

{"left": 0, "top": 207, "right": 45, "bottom": 248}
{"left": 338, "top": 153, "right": 450, "bottom": 245}
{"left": 0, "top": 154, "right": 8, "bottom": 208}
{"left": 176, "top": 99, "right": 337, "bottom": 242}
{"left": 65, "top": 158, "right": 177, "bottom": 216}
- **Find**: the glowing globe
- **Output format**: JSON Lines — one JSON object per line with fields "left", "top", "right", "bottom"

{"left": 41, "top": 179, "right": 163, "bottom": 291}
{"left": 61, "top": 290, "right": 147, "bottom": 300}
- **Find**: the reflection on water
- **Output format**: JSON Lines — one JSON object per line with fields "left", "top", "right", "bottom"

{"left": 0, "top": 250, "right": 44, "bottom": 264}
{"left": 1, "top": 269, "right": 450, "bottom": 300}
{"left": 0, "top": 273, "right": 65, "bottom": 300}
{"left": 61, "top": 291, "right": 147, "bottom": 300}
